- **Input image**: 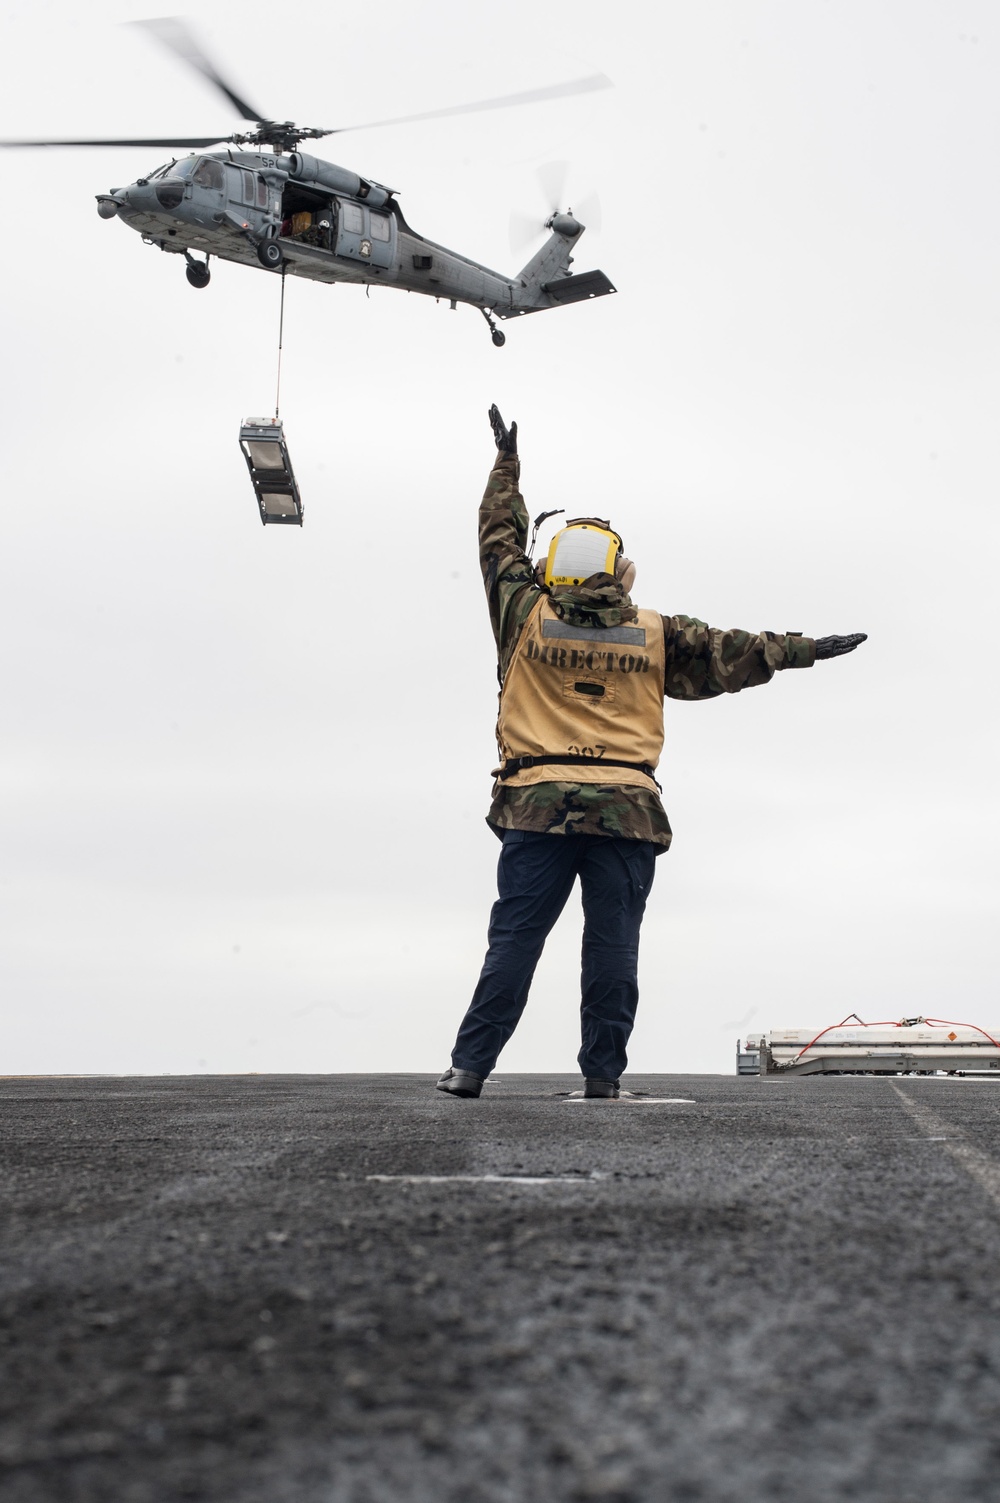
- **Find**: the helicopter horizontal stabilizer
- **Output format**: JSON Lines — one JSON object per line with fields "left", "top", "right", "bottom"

{"left": 541, "top": 269, "right": 617, "bottom": 305}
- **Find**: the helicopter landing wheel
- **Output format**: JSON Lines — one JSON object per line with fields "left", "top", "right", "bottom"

{"left": 185, "top": 261, "right": 211, "bottom": 289}
{"left": 480, "top": 306, "right": 505, "bottom": 347}
{"left": 257, "top": 239, "right": 283, "bottom": 270}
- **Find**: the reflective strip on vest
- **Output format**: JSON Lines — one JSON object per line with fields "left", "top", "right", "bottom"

{"left": 496, "top": 596, "right": 665, "bottom": 788}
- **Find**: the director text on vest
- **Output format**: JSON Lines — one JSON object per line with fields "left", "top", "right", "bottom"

{"left": 526, "top": 641, "right": 651, "bottom": 674}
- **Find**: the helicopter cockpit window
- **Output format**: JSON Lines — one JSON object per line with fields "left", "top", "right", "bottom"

{"left": 241, "top": 170, "right": 256, "bottom": 204}
{"left": 342, "top": 202, "right": 364, "bottom": 234}
{"left": 369, "top": 212, "right": 391, "bottom": 242}
{"left": 193, "top": 158, "right": 224, "bottom": 190}
{"left": 256, "top": 176, "right": 268, "bottom": 208}
{"left": 171, "top": 157, "right": 197, "bottom": 180}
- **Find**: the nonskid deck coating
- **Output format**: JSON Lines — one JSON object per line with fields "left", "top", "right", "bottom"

{"left": 2, "top": 1072, "right": 1000, "bottom": 1502}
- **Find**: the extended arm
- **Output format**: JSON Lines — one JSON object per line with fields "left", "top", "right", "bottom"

{"left": 662, "top": 618, "right": 867, "bottom": 698}
{"left": 480, "top": 406, "right": 538, "bottom": 673}
{"left": 662, "top": 617, "right": 816, "bottom": 699}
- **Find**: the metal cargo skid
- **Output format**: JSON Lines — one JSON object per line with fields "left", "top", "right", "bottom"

{"left": 736, "top": 1017, "right": 1000, "bottom": 1076}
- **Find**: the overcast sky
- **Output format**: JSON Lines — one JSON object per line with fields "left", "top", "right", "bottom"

{"left": 1, "top": 0, "right": 997, "bottom": 1076}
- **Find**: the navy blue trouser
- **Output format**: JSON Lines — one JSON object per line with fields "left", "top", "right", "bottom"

{"left": 451, "top": 830, "right": 658, "bottom": 1082}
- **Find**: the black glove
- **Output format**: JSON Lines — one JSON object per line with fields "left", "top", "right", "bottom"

{"left": 814, "top": 633, "right": 868, "bottom": 659}
{"left": 489, "top": 403, "right": 517, "bottom": 456}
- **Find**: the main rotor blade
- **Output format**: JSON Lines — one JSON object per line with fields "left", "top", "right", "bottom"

{"left": 128, "top": 17, "right": 265, "bottom": 123}
{"left": 333, "top": 73, "right": 612, "bottom": 134}
{"left": 0, "top": 135, "right": 229, "bottom": 149}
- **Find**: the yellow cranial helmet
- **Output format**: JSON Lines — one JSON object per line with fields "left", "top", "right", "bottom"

{"left": 544, "top": 517, "right": 624, "bottom": 588}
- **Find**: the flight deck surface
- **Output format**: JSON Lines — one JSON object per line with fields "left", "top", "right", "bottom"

{"left": 2, "top": 1073, "right": 999, "bottom": 1501}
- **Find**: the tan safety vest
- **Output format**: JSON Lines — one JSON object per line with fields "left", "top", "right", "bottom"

{"left": 496, "top": 596, "right": 665, "bottom": 789}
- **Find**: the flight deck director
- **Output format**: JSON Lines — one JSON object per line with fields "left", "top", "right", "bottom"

{"left": 437, "top": 406, "right": 866, "bottom": 1101}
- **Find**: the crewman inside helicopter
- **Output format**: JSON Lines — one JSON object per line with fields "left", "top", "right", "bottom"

{"left": 280, "top": 200, "right": 335, "bottom": 251}
{"left": 192, "top": 157, "right": 224, "bottom": 190}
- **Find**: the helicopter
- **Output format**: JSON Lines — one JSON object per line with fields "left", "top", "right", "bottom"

{"left": 3, "top": 18, "right": 615, "bottom": 348}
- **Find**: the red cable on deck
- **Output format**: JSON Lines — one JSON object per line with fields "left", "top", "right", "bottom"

{"left": 795, "top": 1013, "right": 1000, "bottom": 1059}
{"left": 922, "top": 1017, "right": 1000, "bottom": 1049}
{"left": 794, "top": 1014, "right": 895, "bottom": 1058}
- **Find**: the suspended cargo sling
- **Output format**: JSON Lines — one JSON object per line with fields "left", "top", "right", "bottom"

{"left": 736, "top": 1016, "right": 1000, "bottom": 1076}
{"left": 239, "top": 417, "right": 303, "bottom": 526}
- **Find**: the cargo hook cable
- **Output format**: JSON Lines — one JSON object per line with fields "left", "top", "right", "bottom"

{"left": 274, "top": 269, "right": 287, "bottom": 419}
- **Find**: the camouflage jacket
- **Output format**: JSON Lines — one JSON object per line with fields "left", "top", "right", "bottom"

{"left": 481, "top": 452, "right": 815, "bottom": 848}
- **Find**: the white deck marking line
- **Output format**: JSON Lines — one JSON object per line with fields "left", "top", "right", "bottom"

{"left": 366, "top": 1174, "right": 596, "bottom": 1185}
{"left": 892, "top": 1085, "right": 1000, "bottom": 1210}
{"left": 910, "top": 1076, "right": 1000, "bottom": 1083}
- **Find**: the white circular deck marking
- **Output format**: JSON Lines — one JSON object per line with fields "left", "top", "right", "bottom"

{"left": 561, "top": 1096, "right": 696, "bottom": 1105}
{"left": 366, "top": 1174, "right": 597, "bottom": 1184}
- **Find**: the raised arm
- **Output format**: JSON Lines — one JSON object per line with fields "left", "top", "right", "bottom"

{"left": 479, "top": 405, "right": 539, "bottom": 673}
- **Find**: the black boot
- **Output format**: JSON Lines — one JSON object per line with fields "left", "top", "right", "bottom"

{"left": 583, "top": 1078, "right": 620, "bottom": 1098}
{"left": 436, "top": 1068, "right": 485, "bottom": 1099}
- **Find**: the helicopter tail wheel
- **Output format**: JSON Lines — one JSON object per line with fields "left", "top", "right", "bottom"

{"left": 185, "top": 261, "right": 211, "bottom": 289}
{"left": 481, "top": 306, "right": 506, "bottom": 348}
{"left": 257, "top": 239, "right": 284, "bottom": 270}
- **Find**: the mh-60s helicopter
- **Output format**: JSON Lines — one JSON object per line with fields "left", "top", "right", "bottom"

{"left": 4, "top": 19, "right": 615, "bottom": 348}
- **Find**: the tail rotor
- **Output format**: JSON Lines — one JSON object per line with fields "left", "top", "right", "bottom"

{"left": 509, "top": 160, "right": 600, "bottom": 256}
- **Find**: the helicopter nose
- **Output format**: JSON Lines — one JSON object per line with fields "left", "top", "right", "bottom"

{"left": 153, "top": 176, "right": 185, "bottom": 210}
{"left": 119, "top": 180, "right": 158, "bottom": 212}
{"left": 96, "top": 193, "right": 123, "bottom": 220}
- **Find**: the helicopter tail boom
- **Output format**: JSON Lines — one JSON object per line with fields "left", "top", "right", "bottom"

{"left": 503, "top": 221, "right": 616, "bottom": 319}
{"left": 513, "top": 221, "right": 580, "bottom": 287}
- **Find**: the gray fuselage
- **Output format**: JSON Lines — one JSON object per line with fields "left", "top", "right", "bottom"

{"left": 97, "top": 149, "right": 610, "bottom": 322}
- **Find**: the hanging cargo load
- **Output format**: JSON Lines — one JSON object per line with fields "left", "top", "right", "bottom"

{"left": 238, "top": 416, "right": 303, "bottom": 526}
